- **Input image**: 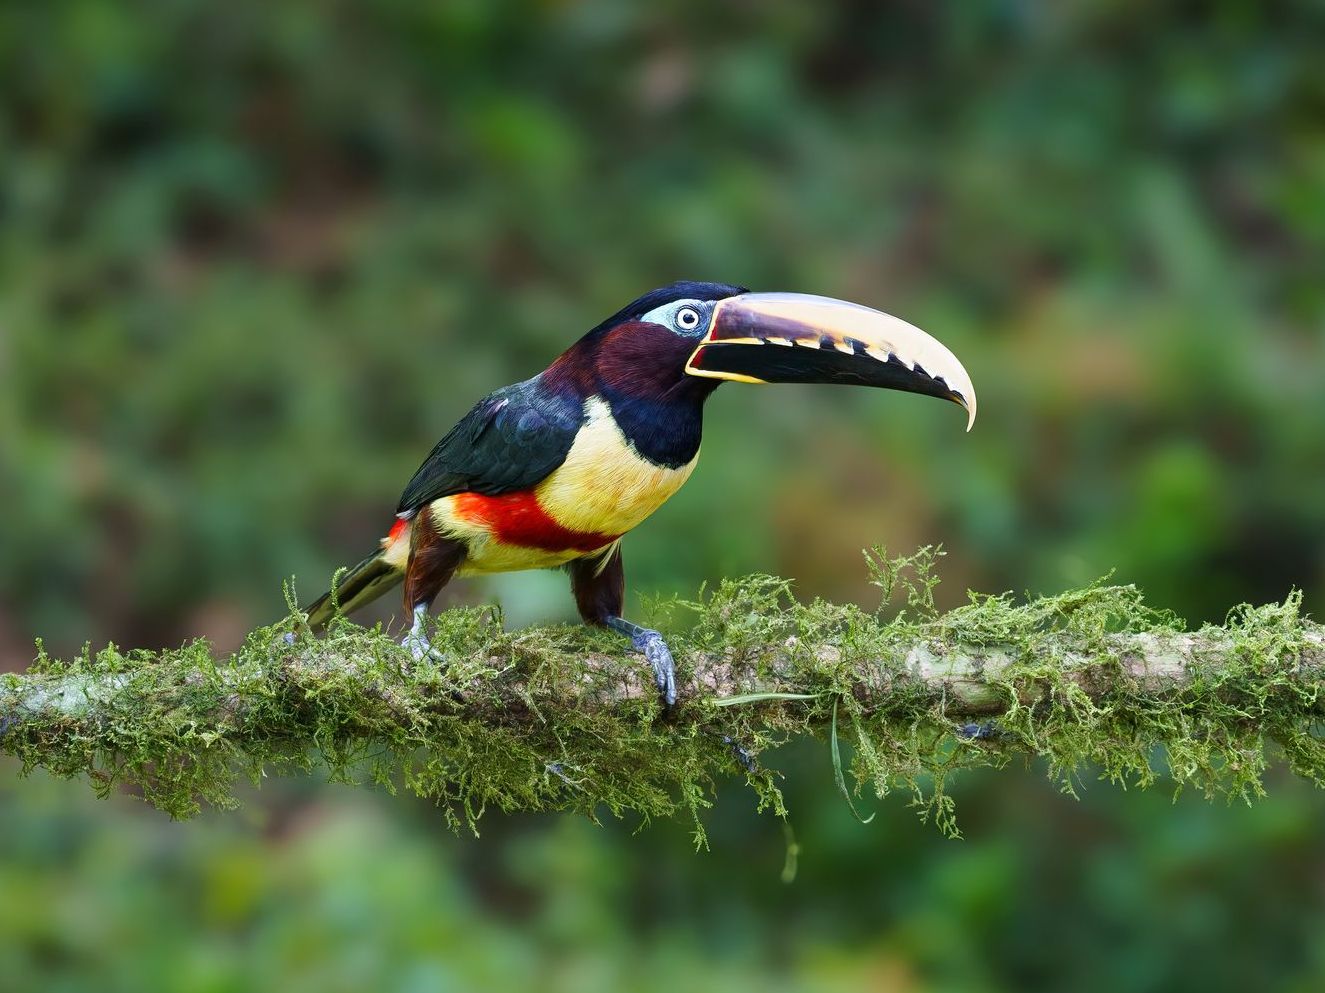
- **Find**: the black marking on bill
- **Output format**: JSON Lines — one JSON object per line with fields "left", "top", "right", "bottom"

{"left": 698, "top": 340, "right": 959, "bottom": 400}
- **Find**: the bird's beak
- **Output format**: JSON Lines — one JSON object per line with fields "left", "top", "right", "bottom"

{"left": 685, "top": 292, "right": 977, "bottom": 430}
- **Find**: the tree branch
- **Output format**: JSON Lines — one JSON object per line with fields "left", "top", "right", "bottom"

{"left": 2, "top": 569, "right": 1323, "bottom": 835}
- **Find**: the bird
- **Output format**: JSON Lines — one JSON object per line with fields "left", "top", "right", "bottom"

{"left": 303, "top": 281, "right": 976, "bottom": 705}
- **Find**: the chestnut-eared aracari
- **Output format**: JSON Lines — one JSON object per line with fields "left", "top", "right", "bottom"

{"left": 304, "top": 282, "right": 976, "bottom": 705}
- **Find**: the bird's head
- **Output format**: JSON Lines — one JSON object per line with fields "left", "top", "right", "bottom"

{"left": 584, "top": 281, "right": 977, "bottom": 430}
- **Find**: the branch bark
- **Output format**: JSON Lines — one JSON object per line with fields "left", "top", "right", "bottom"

{"left": 2, "top": 584, "right": 1323, "bottom": 826}
{"left": 6, "top": 625, "right": 1322, "bottom": 724}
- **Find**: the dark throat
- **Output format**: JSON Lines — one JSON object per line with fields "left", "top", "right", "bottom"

{"left": 590, "top": 323, "right": 720, "bottom": 469}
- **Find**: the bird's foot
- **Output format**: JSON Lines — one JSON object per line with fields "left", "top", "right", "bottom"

{"left": 400, "top": 630, "right": 447, "bottom": 663}
{"left": 957, "top": 722, "right": 1002, "bottom": 741}
{"left": 607, "top": 617, "right": 676, "bottom": 706}
{"left": 636, "top": 629, "right": 677, "bottom": 707}
{"left": 401, "top": 604, "right": 447, "bottom": 664}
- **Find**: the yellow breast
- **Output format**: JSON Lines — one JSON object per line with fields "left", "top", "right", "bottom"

{"left": 534, "top": 396, "right": 698, "bottom": 536}
{"left": 430, "top": 396, "right": 698, "bottom": 575}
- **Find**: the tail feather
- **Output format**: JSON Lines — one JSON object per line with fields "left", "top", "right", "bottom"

{"left": 304, "top": 522, "right": 411, "bottom": 629}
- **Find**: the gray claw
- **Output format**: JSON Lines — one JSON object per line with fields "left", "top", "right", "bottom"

{"left": 634, "top": 630, "right": 677, "bottom": 707}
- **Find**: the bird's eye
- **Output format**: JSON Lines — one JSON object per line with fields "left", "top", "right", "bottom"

{"left": 675, "top": 306, "right": 701, "bottom": 331}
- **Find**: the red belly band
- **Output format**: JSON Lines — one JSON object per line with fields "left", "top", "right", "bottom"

{"left": 452, "top": 491, "right": 619, "bottom": 553}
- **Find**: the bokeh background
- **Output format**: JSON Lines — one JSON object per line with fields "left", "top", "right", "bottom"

{"left": 3, "top": 2, "right": 1325, "bottom": 990}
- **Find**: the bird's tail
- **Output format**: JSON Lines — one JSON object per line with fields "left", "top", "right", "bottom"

{"left": 303, "top": 518, "right": 412, "bottom": 630}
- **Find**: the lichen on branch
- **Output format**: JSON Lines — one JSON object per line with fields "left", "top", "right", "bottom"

{"left": 2, "top": 549, "right": 1322, "bottom": 841}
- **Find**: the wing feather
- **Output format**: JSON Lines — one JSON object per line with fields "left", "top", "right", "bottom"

{"left": 395, "top": 379, "right": 582, "bottom": 515}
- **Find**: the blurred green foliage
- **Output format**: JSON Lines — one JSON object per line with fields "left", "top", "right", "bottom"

{"left": 2, "top": 1, "right": 1324, "bottom": 990}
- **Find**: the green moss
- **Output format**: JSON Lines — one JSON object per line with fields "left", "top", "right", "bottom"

{"left": 1, "top": 550, "right": 1321, "bottom": 843}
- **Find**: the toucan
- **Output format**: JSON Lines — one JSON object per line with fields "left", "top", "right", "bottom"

{"left": 304, "top": 282, "right": 976, "bottom": 705}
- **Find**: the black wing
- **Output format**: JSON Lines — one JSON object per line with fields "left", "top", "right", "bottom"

{"left": 395, "top": 378, "right": 583, "bottom": 515}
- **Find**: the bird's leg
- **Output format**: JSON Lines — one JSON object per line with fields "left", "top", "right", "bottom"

{"left": 400, "top": 520, "right": 466, "bottom": 664}
{"left": 568, "top": 545, "right": 678, "bottom": 707}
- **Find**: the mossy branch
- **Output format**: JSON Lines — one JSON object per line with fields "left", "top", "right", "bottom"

{"left": 2, "top": 550, "right": 1323, "bottom": 839}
